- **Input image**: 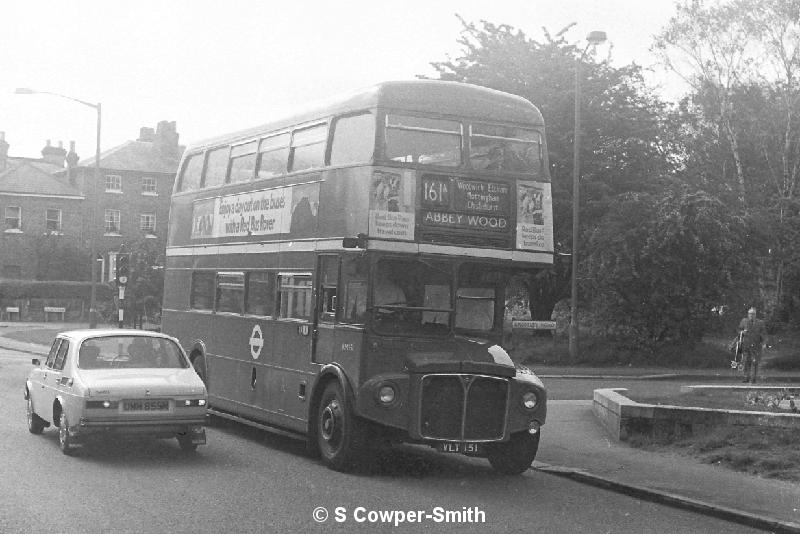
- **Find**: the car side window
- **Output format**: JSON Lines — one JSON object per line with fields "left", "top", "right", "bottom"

{"left": 45, "top": 339, "right": 62, "bottom": 368}
{"left": 53, "top": 340, "right": 70, "bottom": 371}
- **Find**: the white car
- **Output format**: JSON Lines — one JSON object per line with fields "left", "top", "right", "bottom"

{"left": 24, "top": 329, "right": 207, "bottom": 455}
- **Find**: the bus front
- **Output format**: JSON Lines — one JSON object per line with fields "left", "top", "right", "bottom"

{"left": 338, "top": 83, "right": 551, "bottom": 475}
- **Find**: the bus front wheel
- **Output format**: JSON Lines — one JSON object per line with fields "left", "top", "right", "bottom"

{"left": 486, "top": 431, "right": 540, "bottom": 475}
{"left": 316, "top": 381, "right": 365, "bottom": 471}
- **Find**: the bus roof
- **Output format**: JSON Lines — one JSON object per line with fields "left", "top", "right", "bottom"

{"left": 188, "top": 80, "right": 544, "bottom": 152}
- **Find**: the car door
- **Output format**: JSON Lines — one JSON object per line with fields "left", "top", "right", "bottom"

{"left": 41, "top": 339, "right": 69, "bottom": 423}
{"left": 29, "top": 338, "right": 61, "bottom": 419}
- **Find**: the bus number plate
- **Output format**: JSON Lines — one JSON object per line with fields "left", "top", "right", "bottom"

{"left": 437, "top": 442, "right": 481, "bottom": 454}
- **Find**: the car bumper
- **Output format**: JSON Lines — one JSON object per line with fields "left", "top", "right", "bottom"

{"left": 76, "top": 417, "right": 207, "bottom": 438}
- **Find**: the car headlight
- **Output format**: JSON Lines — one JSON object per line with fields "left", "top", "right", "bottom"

{"left": 521, "top": 391, "right": 538, "bottom": 410}
{"left": 179, "top": 399, "right": 207, "bottom": 407}
{"left": 378, "top": 385, "right": 396, "bottom": 405}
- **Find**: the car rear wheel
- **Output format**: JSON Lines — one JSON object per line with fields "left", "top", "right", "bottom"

{"left": 316, "top": 381, "right": 367, "bottom": 471}
{"left": 58, "top": 412, "right": 76, "bottom": 455}
{"left": 177, "top": 434, "right": 198, "bottom": 452}
{"left": 26, "top": 396, "right": 45, "bottom": 435}
{"left": 486, "top": 431, "right": 540, "bottom": 475}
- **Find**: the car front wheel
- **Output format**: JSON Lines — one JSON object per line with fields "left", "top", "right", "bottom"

{"left": 486, "top": 431, "right": 540, "bottom": 475}
{"left": 58, "top": 412, "right": 76, "bottom": 455}
{"left": 26, "top": 396, "right": 45, "bottom": 435}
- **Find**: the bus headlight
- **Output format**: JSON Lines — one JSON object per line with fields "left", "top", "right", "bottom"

{"left": 378, "top": 385, "right": 396, "bottom": 405}
{"left": 521, "top": 391, "right": 538, "bottom": 410}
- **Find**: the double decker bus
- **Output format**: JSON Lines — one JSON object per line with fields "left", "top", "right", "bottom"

{"left": 163, "top": 80, "right": 552, "bottom": 474}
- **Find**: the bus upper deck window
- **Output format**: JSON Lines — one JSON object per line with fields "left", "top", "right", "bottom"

{"left": 290, "top": 124, "right": 327, "bottom": 172}
{"left": 257, "top": 133, "right": 289, "bottom": 179}
{"left": 179, "top": 153, "right": 204, "bottom": 192}
{"left": 469, "top": 124, "right": 542, "bottom": 175}
{"left": 204, "top": 146, "right": 230, "bottom": 188}
{"left": 384, "top": 115, "right": 461, "bottom": 167}
{"left": 330, "top": 113, "right": 375, "bottom": 166}
{"left": 228, "top": 141, "right": 258, "bottom": 183}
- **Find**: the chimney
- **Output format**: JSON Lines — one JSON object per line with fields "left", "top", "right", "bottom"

{"left": 41, "top": 139, "right": 67, "bottom": 167}
{"left": 154, "top": 120, "right": 180, "bottom": 158}
{"left": 66, "top": 140, "right": 79, "bottom": 184}
{"left": 138, "top": 127, "right": 155, "bottom": 142}
{"left": 0, "top": 132, "right": 8, "bottom": 172}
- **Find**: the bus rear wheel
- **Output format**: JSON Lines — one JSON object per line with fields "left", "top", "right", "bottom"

{"left": 486, "top": 431, "right": 540, "bottom": 475}
{"left": 316, "top": 381, "right": 365, "bottom": 471}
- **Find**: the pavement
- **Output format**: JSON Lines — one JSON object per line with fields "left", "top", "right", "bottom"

{"left": 2, "top": 321, "right": 800, "bottom": 532}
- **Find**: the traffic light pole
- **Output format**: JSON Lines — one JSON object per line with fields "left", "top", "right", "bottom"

{"left": 116, "top": 245, "right": 129, "bottom": 329}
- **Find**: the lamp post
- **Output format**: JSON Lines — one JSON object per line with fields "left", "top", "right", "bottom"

{"left": 569, "top": 31, "right": 607, "bottom": 360}
{"left": 15, "top": 88, "right": 102, "bottom": 328}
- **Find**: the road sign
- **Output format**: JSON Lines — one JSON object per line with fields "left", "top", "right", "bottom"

{"left": 512, "top": 320, "right": 557, "bottom": 330}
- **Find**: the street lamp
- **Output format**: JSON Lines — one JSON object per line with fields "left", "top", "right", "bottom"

{"left": 15, "top": 88, "right": 102, "bottom": 328}
{"left": 569, "top": 30, "right": 607, "bottom": 359}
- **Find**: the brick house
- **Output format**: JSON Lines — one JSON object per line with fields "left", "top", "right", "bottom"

{"left": 0, "top": 134, "right": 85, "bottom": 279}
{"left": 62, "top": 121, "right": 183, "bottom": 282}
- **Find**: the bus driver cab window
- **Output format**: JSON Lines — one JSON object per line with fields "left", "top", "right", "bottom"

{"left": 374, "top": 271, "right": 406, "bottom": 307}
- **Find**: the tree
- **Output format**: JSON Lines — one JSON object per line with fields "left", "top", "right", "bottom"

{"left": 656, "top": 0, "right": 800, "bottom": 323}
{"left": 33, "top": 234, "right": 91, "bottom": 281}
{"left": 429, "top": 17, "right": 672, "bottom": 320}
{"left": 123, "top": 238, "right": 165, "bottom": 324}
{"left": 585, "top": 183, "right": 749, "bottom": 344}
{"left": 653, "top": 0, "right": 755, "bottom": 205}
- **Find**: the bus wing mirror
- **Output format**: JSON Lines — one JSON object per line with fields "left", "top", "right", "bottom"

{"left": 342, "top": 236, "right": 366, "bottom": 249}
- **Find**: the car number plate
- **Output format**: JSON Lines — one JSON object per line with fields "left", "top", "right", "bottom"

{"left": 123, "top": 399, "right": 169, "bottom": 411}
{"left": 436, "top": 442, "right": 481, "bottom": 454}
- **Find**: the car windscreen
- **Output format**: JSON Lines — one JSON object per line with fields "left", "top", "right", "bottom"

{"left": 78, "top": 336, "right": 189, "bottom": 370}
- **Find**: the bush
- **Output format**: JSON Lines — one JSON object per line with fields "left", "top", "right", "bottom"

{"left": 0, "top": 280, "right": 113, "bottom": 301}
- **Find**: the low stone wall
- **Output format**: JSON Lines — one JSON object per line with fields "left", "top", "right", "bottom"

{"left": 593, "top": 388, "right": 800, "bottom": 441}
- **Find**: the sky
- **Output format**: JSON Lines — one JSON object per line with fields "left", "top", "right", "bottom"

{"left": 1, "top": 0, "right": 681, "bottom": 161}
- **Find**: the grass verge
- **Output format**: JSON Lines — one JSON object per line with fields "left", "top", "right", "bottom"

{"left": 625, "top": 388, "right": 800, "bottom": 481}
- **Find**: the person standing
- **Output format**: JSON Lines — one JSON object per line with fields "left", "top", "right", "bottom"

{"left": 738, "top": 307, "right": 767, "bottom": 383}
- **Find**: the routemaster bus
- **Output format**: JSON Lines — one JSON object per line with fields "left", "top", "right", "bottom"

{"left": 162, "top": 80, "right": 552, "bottom": 474}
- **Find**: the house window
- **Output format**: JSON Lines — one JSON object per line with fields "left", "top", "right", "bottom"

{"left": 105, "top": 174, "right": 122, "bottom": 192}
{"left": 45, "top": 208, "right": 62, "bottom": 233}
{"left": 4, "top": 206, "right": 21, "bottom": 231}
{"left": 141, "top": 176, "right": 157, "bottom": 195}
{"left": 140, "top": 213, "right": 156, "bottom": 235}
{"left": 104, "top": 209, "right": 121, "bottom": 234}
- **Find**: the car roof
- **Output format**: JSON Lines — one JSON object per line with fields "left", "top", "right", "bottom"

{"left": 56, "top": 329, "right": 177, "bottom": 344}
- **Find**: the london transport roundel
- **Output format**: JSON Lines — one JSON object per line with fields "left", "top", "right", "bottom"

{"left": 249, "top": 324, "right": 264, "bottom": 359}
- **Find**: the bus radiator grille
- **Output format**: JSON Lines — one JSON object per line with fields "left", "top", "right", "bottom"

{"left": 419, "top": 375, "right": 508, "bottom": 441}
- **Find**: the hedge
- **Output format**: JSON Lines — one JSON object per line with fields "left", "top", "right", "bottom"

{"left": 0, "top": 280, "right": 114, "bottom": 301}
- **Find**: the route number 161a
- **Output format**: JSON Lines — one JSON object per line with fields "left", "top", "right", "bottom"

{"left": 423, "top": 179, "right": 450, "bottom": 206}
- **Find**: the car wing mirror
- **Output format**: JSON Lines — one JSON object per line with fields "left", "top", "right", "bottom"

{"left": 31, "top": 358, "right": 40, "bottom": 366}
